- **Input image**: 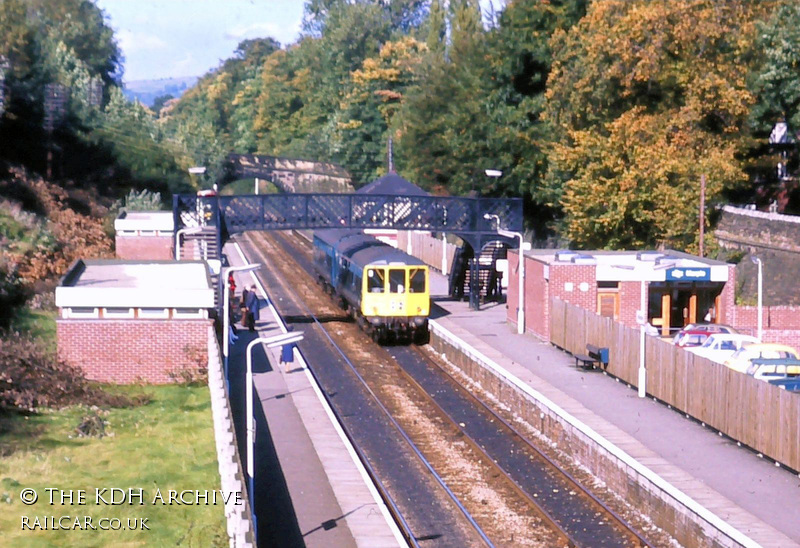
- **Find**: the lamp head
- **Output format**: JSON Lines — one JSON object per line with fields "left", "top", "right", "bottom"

{"left": 485, "top": 169, "right": 503, "bottom": 178}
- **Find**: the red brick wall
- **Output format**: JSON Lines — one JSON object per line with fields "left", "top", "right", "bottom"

{"left": 57, "top": 319, "right": 212, "bottom": 383}
{"left": 550, "top": 264, "right": 597, "bottom": 313}
{"left": 507, "top": 254, "right": 599, "bottom": 340}
{"left": 732, "top": 305, "right": 800, "bottom": 330}
{"left": 719, "top": 266, "right": 736, "bottom": 325}
{"left": 115, "top": 235, "right": 173, "bottom": 260}
{"left": 730, "top": 302, "right": 800, "bottom": 347}
{"left": 619, "top": 281, "right": 644, "bottom": 329}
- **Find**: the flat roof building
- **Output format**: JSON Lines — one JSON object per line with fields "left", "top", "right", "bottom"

{"left": 114, "top": 211, "right": 174, "bottom": 260}
{"left": 506, "top": 249, "right": 735, "bottom": 340}
{"left": 56, "top": 259, "right": 215, "bottom": 383}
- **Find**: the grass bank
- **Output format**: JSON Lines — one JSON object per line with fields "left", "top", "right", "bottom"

{"left": 0, "top": 385, "right": 227, "bottom": 547}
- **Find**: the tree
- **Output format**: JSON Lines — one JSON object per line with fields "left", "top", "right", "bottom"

{"left": 333, "top": 37, "right": 427, "bottom": 183}
{"left": 545, "top": 0, "right": 766, "bottom": 250}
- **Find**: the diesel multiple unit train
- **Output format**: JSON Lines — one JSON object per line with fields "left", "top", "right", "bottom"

{"left": 312, "top": 229, "right": 430, "bottom": 344}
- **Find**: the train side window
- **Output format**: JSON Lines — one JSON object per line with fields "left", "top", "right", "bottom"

{"left": 367, "top": 268, "right": 385, "bottom": 293}
{"left": 389, "top": 269, "right": 405, "bottom": 293}
{"left": 409, "top": 268, "right": 426, "bottom": 293}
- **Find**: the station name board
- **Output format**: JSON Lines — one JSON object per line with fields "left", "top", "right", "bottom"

{"left": 665, "top": 267, "right": 711, "bottom": 282}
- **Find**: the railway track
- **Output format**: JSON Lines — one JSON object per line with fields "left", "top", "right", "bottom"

{"left": 241, "top": 229, "right": 664, "bottom": 547}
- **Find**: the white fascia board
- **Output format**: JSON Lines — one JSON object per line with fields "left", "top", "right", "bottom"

{"left": 56, "top": 287, "right": 214, "bottom": 309}
{"left": 596, "top": 264, "right": 666, "bottom": 282}
{"left": 710, "top": 265, "right": 729, "bottom": 282}
{"left": 114, "top": 214, "right": 174, "bottom": 233}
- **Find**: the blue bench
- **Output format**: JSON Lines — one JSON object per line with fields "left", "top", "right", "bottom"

{"left": 574, "top": 344, "right": 609, "bottom": 370}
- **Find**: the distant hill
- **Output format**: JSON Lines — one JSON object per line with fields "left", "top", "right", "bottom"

{"left": 122, "top": 76, "right": 199, "bottom": 107}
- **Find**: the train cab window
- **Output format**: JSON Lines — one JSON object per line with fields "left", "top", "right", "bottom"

{"left": 409, "top": 269, "right": 426, "bottom": 293}
{"left": 389, "top": 269, "right": 406, "bottom": 294}
{"left": 367, "top": 268, "right": 385, "bottom": 293}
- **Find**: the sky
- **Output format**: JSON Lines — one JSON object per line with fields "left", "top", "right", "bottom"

{"left": 95, "top": 0, "right": 306, "bottom": 82}
{"left": 97, "top": 0, "right": 502, "bottom": 84}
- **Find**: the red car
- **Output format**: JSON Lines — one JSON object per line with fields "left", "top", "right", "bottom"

{"left": 674, "top": 329, "right": 711, "bottom": 348}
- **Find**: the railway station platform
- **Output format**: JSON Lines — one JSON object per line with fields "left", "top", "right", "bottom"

{"left": 427, "top": 272, "right": 800, "bottom": 547}
{"left": 224, "top": 242, "right": 404, "bottom": 548}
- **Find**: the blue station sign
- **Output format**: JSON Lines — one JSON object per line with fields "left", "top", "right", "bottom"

{"left": 666, "top": 267, "right": 711, "bottom": 282}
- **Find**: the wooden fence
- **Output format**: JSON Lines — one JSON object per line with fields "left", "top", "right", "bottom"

{"left": 550, "top": 298, "right": 800, "bottom": 471}
{"left": 396, "top": 231, "right": 458, "bottom": 275}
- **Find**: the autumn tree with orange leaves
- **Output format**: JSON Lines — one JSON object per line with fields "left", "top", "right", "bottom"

{"left": 545, "top": 0, "right": 768, "bottom": 251}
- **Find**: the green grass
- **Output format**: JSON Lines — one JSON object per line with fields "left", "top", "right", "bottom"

{"left": 0, "top": 385, "right": 227, "bottom": 547}
{"left": 220, "top": 178, "right": 279, "bottom": 195}
{"left": 10, "top": 309, "right": 57, "bottom": 345}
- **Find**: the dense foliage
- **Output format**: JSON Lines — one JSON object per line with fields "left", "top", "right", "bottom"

{"left": 3, "top": 0, "right": 800, "bottom": 259}
{"left": 160, "top": 0, "right": 799, "bottom": 249}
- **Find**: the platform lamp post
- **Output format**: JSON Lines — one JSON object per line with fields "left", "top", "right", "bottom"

{"left": 222, "top": 264, "right": 261, "bottom": 387}
{"left": 484, "top": 213, "right": 526, "bottom": 335}
{"left": 751, "top": 256, "right": 763, "bottom": 341}
{"left": 246, "top": 331, "right": 304, "bottom": 538}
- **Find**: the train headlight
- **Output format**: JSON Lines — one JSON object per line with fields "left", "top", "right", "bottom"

{"left": 417, "top": 307, "right": 422, "bottom": 313}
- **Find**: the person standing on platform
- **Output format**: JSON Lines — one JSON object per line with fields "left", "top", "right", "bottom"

{"left": 245, "top": 284, "right": 260, "bottom": 332}
{"left": 240, "top": 285, "right": 250, "bottom": 328}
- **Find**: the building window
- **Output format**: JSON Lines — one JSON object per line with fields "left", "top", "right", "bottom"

{"left": 103, "top": 307, "right": 135, "bottom": 319}
{"left": 138, "top": 308, "right": 169, "bottom": 319}
{"left": 64, "top": 307, "right": 99, "bottom": 319}
{"left": 597, "top": 281, "right": 619, "bottom": 290}
{"left": 173, "top": 308, "right": 205, "bottom": 319}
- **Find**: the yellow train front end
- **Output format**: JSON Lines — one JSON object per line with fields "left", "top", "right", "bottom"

{"left": 360, "top": 264, "right": 430, "bottom": 343}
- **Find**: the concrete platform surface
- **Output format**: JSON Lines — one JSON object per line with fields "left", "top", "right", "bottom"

{"left": 226, "top": 242, "right": 404, "bottom": 548}
{"left": 429, "top": 271, "right": 800, "bottom": 547}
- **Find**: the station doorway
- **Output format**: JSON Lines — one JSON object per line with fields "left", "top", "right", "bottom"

{"left": 649, "top": 282, "right": 725, "bottom": 337}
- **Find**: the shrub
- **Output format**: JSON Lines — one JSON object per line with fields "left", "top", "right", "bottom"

{"left": 0, "top": 334, "right": 148, "bottom": 412}
{"left": 167, "top": 345, "right": 208, "bottom": 385}
{"left": 0, "top": 262, "right": 28, "bottom": 329}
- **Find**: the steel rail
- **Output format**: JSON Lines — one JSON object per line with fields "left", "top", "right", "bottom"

{"left": 232, "top": 237, "right": 418, "bottom": 548}
{"left": 406, "top": 345, "right": 653, "bottom": 547}
{"left": 282, "top": 228, "right": 654, "bottom": 547}
{"left": 242, "top": 231, "right": 495, "bottom": 548}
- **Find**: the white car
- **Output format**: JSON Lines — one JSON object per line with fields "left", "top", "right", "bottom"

{"left": 687, "top": 334, "right": 760, "bottom": 364}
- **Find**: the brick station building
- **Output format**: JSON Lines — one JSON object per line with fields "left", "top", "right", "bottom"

{"left": 56, "top": 259, "right": 215, "bottom": 383}
{"left": 506, "top": 250, "right": 735, "bottom": 341}
{"left": 114, "top": 211, "right": 174, "bottom": 260}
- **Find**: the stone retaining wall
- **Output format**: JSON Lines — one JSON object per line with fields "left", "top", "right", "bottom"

{"left": 429, "top": 320, "right": 759, "bottom": 548}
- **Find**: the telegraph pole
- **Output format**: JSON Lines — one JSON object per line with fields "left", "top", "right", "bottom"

{"left": 699, "top": 174, "right": 706, "bottom": 257}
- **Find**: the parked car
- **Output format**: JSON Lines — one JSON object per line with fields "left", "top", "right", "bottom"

{"left": 687, "top": 334, "right": 760, "bottom": 364}
{"left": 674, "top": 329, "right": 712, "bottom": 348}
{"left": 671, "top": 323, "right": 737, "bottom": 344}
{"left": 745, "top": 358, "right": 800, "bottom": 382}
{"left": 768, "top": 377, "right": 800, "bottom": 392}
{"left": 724, "top": 343, "right": 800, "bottom": 373}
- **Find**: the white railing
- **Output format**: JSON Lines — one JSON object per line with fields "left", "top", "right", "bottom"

{"left": 207, "top": 328, "right": 255, "bottom": 548}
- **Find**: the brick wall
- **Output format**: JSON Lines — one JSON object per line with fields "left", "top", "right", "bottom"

{"left": 730, "top": 303, "right": 800, "bottom": 347}
{"left": 507, "top": 253, "right": 550, "bottom": 339}
{"left": 618, "top": 281, "right": 643, "bottom": 329}
{"left": 57, "top": 319, "right": 212, "bottom": 383}
{"left": 115, "top": 235, "right": 173, "bottom": 260}
{"left": 732, "top": 305, "right": 800, "bottom": 329}
{"left": 507, "top": 253, "right": 598, "bottom": 340}
{"left": 550, "top": 264, "right": 597, "bottom": 313}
